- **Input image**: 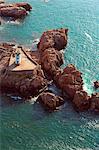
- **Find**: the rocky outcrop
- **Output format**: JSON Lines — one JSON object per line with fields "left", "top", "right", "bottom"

{"left": 37, "top": 28, "right": 68, "bottom": 76}
{"left": 38, "top": 28, "right": 68, "bottom": 52}
{"left": 0, "top": 2, "right": 32, "bottom": 19}
{"left": 0, "top": 28, "right": 98, "bottom": 114}
{"left": 37, "top": 92, "right": 64, "bottom": 111}
{"left": 40, "top": 48, "right": 63, "bottom": 76}
{"left": 1, "top": 69, "right": 47, "bottom": 97}
{"left": 73, "top": 90, "right": 90, "bottom": 111}
{"left": 0, "top": 28, "right": 68, "bottom": 99}
{"left": 0, "top": 7, "right": 27, "bottom": 19}
{"left": 94, "top": 81, "right": 99, "bottom": 89}
{"left": 55, "top": 64, "right": 83, "bottom": 100}
{"left": 90, "top": 93, "right": 99, "bottom": 112}
{"left": 0, "top": 43, "right": 47, "bottom": 98}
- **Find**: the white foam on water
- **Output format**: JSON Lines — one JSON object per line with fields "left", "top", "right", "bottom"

{"left": 85, "top": 32, "right": 93, "bottom": 42}
{"left": 43, "top": 0, "right": 49, "bottom": 3}
{"left": 94, "top": 124, "right": 99, "bottom": 129}
{"left": 31, "top": 38, "right": 40, "bottom": 51}
{"left": 29, "top": 96, "right": 38, "bottom": 104}
{"left": 6, "top": 20, "right": 20, "bottom": 25}
{"left": 33, "top": 38, "right": 40, "bottom": 44}
{"left": 11, "top": 96, "right": 22, "bottom": 101}
{"left": 76, "top": 148, "right": 93, "bottom": 150}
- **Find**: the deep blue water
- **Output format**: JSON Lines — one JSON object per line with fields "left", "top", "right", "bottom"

{"left": 0, "top": 0, "right": 99, "bottom": 149}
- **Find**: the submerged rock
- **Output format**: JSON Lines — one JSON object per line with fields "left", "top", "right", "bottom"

{"left": 73, "top": 90, "right": 90, "bottom": 111}
{"left": 37, "top": 92, "right": 64, "bottom": 111}
{"left": 38, "top": 28, "right": 68, "bottom": 51}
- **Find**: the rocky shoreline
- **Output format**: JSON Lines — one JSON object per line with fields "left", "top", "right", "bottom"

{"left": 0, "top": 28, "right": 99, "bottom": 113}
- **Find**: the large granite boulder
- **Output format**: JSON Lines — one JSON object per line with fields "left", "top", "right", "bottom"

{"left": 37, "top": 28, "right": 68, "bottom": 51}
{"left": 90, "top": 93, "right": 99, "bottom": 112}
{"left": 37, "top": 92, "right": 64, "bottom": 110}
{"left": 41, "top": 48, "right": 63, "bottom": 75}
{"left": 73, "top": 90, "right": 90, "bottom": 111}
{"left": 55, "top": 64, "right": 83, "bottom": 100}
{"left": 0, "top": 7, "right": 27, "bottom": 18}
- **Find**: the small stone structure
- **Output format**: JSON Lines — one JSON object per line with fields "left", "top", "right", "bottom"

{"left": 9, "top": 46, "right": 38, "bottom": 73}
{"left": 15, "top": 48, "right": 21, "bottom": 65}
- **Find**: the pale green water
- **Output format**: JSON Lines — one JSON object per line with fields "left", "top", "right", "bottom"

{"left": 0, "top": 0, "right": 99, "bottom": 149}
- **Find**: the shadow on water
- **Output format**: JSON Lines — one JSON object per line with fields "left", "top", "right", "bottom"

{"left": 0, "top": 90, "right": 99, "bottom": 123}
{"left": 31, "top": 99, "right": 99, "bottom": 124}
{"left": 31, "top": 102, "right": 53, "bottom": 121}
{"left": 0, "top": 93, "right": 24, "bottom": 108}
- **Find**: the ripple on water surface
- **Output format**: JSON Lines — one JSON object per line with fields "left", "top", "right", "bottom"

{"left": 0, "top": 96, "right": 99, "bottom": 150}
{"left": 0, "top": 0, "right": 99, "bottom": 149}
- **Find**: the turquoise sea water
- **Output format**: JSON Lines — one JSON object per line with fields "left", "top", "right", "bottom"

{"left": 0, "top": 0, "right": 99, "bottom": 149}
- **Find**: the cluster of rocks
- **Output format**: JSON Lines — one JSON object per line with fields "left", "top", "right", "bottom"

{"left": 37, "top": 92, "right": 64, "bottom": 111}
{"left": 0, "top": 43, "right": 47, "bottom": 98}
{"left": 0, "top": 2, "right": 32, "bottom": 21}
{"left": 0, "top": 28, "right": 99, "bottom": 112}
{"left": 36, "top": 29, "right": 98, "bottom": 112}
{"left": 37, "top": 28, "right": 68, "bottom": 76}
